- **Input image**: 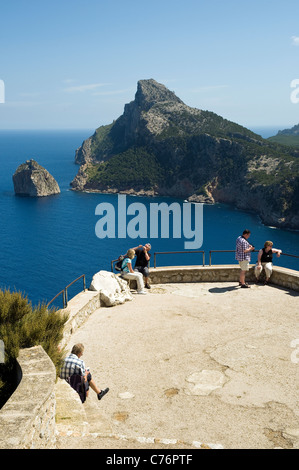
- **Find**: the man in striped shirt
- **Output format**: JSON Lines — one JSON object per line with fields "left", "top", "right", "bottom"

{"left": 235, "top": 229, "right": 255, "bottom": 288}
{"left": 60, "top": 343, "right": 109, "bottom": 400}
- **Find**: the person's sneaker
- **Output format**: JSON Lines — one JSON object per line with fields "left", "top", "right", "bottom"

{"left": 137, "top": 290, "right": 147, "bottom": 294}
{"left": 145, "top": 283, "right": 151, "bottom": 289}
{"left": 98, "top": 388, "right": 109, "bottom": 400}
{"left": 240, "top": 283, "right": 250, "bottom": 288}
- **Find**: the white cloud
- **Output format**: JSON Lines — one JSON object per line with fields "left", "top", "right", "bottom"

{"left": 291, "top": 36, "right": 299, "bottom": 46}
{"left": 63, "top": 83, "right": 110, "bottom": 93}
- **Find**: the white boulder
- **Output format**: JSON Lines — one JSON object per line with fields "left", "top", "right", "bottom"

{"left": 89, "top": 270, "right": 133, "bottom": 306}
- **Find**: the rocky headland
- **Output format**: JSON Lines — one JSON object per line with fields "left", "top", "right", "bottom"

{"left": 71, "top": 79, "right": 299, "bottom": 229}
{"left": 13, "top": 159, "right": 60, "bottom": 197}
{"left": 268, "top": 123, "right": 299, "bottom": 148}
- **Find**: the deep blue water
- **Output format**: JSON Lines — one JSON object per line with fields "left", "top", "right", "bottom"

{"left": 0, "top": 130, "right": 298, "bottom": 308}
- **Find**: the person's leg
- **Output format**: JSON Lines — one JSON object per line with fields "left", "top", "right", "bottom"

{"left": 88, "top": 377, "right": 100, "bottom": 395}
{"left": 122, "top": 272, "right": 145, "bottom": 293}
{"left": 86, "top": 373, "right": 109, "bottom": 400}
{"left": 135, "top": 272, "right": 145, "bottom": 292}
{"left": 239, "top": 261, "right": 250, "bottom": 287}
{"left": 143, "top": 267, "right": 150, "bottom": 288}
{"left": 264, "top": 262, "right": 273, "bottom": 283}
{"left": 255, "top": 264, "right": 263, "bottom": 280}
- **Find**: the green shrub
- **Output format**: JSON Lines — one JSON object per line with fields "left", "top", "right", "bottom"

{"left": 0, "top": 289, "right": 68, "bottom": 407}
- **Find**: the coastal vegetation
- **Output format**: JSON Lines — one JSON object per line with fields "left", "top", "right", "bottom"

{"left": 268, "top": 134, "right": 299, "bottom": 148}
{"left": 0, "top": 289, "right": 68, "bottom": 407}
{"left": 86, "top": 147, "right": 165, "bottom": 190}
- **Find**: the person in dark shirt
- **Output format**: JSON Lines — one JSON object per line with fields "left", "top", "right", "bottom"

{"left": 133, "top": 243, "right": 151, "bottom": 289}
{"left": 255, "top": 241, "right": 282, "bottom": 284}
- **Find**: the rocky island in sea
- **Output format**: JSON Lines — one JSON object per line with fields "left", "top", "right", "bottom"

{"left": 71, "top": 79, "right": 299, "bottom": 230}
{"left": 13, "top": 159, "right": 60, "bottom": 197}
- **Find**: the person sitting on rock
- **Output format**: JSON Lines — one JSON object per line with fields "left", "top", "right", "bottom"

{"left": 132, "top": 243, "right": 151, "bottom": 289}
{"left": 60, "top": 343, "right": 109, "bottom": 402}
{"left": 121, "top": 248, "right": 147, "bottom": 294}
{"left": 255, "top": 241, "right": 282, "bottom": 284}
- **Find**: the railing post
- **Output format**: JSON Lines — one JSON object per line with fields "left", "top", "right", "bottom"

{"left": 202, "top": 252, "right": 205, "bottom": 267}
{"left": 83, "top": 275, "right": 86, "bottom": 291}
{"left": 154, "top": 253, "right": 157, "bottom": 268}
{"left": 65, "top": 287, "right": 68, "bottom": 307}
{"left": 209, "top": 251, "right": 212, "bottom": 266}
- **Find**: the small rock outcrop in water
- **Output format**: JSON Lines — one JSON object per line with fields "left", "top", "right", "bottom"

{"left": 13, "top": 159, "right": 60, "bottom": 197}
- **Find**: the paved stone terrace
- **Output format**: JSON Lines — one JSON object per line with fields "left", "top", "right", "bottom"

{"left": 56, "top": 281, "right": 299, "bottom": 450}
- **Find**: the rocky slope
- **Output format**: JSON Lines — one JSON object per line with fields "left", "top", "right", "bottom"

{"left": 71, "top": 79, "right": 299, "bottom": 229}
{"left": 13, "top": 159, "right": 60, "bottom": 197}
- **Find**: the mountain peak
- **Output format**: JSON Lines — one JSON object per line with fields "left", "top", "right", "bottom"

{"left": 135, "top": 79, "right": 184, "bottom": 110}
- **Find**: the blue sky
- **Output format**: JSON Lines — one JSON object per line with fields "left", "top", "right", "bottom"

{"left": 0, "top": 0, "right": 299, "bottom": 133}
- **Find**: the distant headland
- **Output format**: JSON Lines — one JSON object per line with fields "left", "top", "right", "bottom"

{"left": 71, "top": 79, "right": 299, "bottom": 230}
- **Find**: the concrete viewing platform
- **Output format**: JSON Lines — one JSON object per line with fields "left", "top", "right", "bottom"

{"left": 55, "top": 272, "right": 299, "bottom": 450}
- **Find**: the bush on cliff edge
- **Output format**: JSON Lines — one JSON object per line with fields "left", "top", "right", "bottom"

{"left": 0, "top": 289, "right": 68, "bottom": 408}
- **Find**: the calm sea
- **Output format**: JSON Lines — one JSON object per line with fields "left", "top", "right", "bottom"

{"left": 0, "top": 129, "right": 298, "bottom": 308}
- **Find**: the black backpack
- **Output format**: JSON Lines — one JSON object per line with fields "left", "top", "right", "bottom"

{"left": 114, "top": 255, "right": 125, "bottom": 271}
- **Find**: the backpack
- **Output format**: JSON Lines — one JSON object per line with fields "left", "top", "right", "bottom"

{"left": 114, "top": 255, "right": 125, "bottom": 271}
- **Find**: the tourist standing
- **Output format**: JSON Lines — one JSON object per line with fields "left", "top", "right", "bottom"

{"left": 235, "top": 229, "right": 255, "bottom": 288}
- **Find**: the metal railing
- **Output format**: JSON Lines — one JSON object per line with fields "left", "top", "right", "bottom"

{"left": 46, "top": 289, "right": 66, "bottom": 309}
{"left": 111, "top": 249, "right": 298, "bottom": 272}
{"left": 47, "top": 274, "right": 86, "bottom": 309}
{"left": 111, "top": 251, "right": 205, "bottom": 271}
{"left": 209, "top": 249, "right": 299, "bottom": 266}
{"left": 65, "top": 274, "right": 86, "bottom": 305}
{"left": 111, "top": 257, "right": 152, "bottom": 272}
{"left": 111, "top": 259, "right": 119, "bottom": 272}
{"left": 153, "top": 251, "right": 205, "bottom": 268}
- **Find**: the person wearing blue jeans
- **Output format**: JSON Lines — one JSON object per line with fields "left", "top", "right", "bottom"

{"left": 133, "top": 243, "right": 151, "bottom": 289}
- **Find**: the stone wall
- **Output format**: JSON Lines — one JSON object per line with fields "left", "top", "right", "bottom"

{"left": 60, "top": 290, "right": 101, "bottom": 349}
{"left": 0, "top": 346, "right": 56, "bottom": 449}
{"left": 148, "top": 264, "right": 299, "bottom": 291}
